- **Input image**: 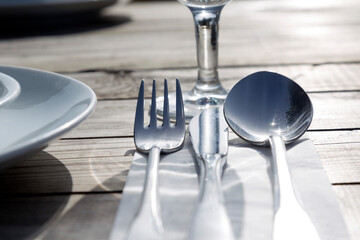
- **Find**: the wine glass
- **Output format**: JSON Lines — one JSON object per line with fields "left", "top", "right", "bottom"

{"left": 156, "top": 0, "right": 231, "bottom": 122}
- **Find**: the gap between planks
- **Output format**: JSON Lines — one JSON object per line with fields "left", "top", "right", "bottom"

{"left": 63, "top": 63, "right": 360, "bottom": 101}
{"left": 61, "top": 91, "right": 360, "bottom": 139}
{"left": 1, "top": 130, "right": 360, "bottom": 197}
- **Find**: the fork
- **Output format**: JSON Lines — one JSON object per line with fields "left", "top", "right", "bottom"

{"left": 125, "top": 79, "right": 186, "bottom": 240}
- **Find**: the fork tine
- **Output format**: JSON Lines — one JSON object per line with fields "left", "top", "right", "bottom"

{"left": 134, "top": 80, "right": 145, "bottom": 131}
{"left": 149, "top": 79, "right": 157, "bottom": 128}
{"left": 175, "top": 78, "right": 185, "bottom": 127}
{"left": 162, "top": 79, "right": 170, "bottom": 127}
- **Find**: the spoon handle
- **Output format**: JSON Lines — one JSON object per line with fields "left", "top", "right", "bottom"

{"left": 188, "top": 154, "right": 235, "bottom": 240}
{"left": 269, "top": 135, "right": 320, "bottom": 240}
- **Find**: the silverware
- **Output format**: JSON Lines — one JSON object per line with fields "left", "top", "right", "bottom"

{"left": 224, "top": 71, "right": 320, "bottom": 240}
{"left": 126, "top": 79, "right": 186, "bottom": 240}
{"left": 188, "top": 107, "right": 234, "bottom": 240}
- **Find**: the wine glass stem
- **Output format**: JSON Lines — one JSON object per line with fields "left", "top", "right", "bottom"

{"left": 190, "top": 6, "right": 224, "bottom": 93}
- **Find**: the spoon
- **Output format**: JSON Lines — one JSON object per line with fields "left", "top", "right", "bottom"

{"left": 223, "top": 71, "right": 320, "bottom": 240}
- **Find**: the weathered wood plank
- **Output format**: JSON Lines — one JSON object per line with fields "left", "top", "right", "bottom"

{"left": 0, "top": 185, "right": 359, "bottom": 240}
{"left": 0, "top": 130, "right": 359, "bottom": 196}
{"left": 316, "top": 143, "right": 360, "bottom": 184}
{"left": 0, "top": 0, "right": 358, "bottom": 238}
{"left": 308, "top": 130, "right": 360, "bottom": 145}
{"left": 65, "top": 63, "right": 360, "bottom": 100}
{"left": 333, "top": 185, "right": 360, "bottom": 240}
{"left": 1, "top": 0, "right": 360, "bottom": 72}
{"left": 37, "top": 185, "right": 360, "bottom": 240}
{"left": 0, "top": 193, "right": 121, "bottom": 240}
{"left": 62, "top": 91, "right": 360, "bottom": 138}
{"left": 0, "top": 138, "right": 134, "bottom": 195}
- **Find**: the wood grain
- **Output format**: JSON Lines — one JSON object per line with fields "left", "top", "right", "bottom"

{"left": 0, "top": 129, "right": 359, "bottom": 196}
{"left": 0, "top": 0, "right": 359, "bottom": 238}
{"left": 64, "top": 63, "right": 360, "bottom": 101}
{"left": 0, "top": 193, "right": 121, "bottom": 240}
{"left": 0, "top": 138, "right": 134, "bottom": 195}
{"left": 1, "top": 0, "right": 360, "bottom": 72}
{"left": 0, "top": 185, "right": 358, "bottom": 240}
{"left": 333, "top": 185, "right": 360, "bottom": 240}
{"left": 61, "top": 91, "right": 360, "bottom": 139}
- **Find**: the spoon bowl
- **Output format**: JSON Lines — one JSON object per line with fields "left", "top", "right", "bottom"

{"left": 224, "top": 71, "right": 313, "bottom": 146}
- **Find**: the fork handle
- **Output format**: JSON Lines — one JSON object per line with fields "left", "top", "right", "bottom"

{"left": 126, "top": 147, "right": 164, "bottom": 240}
{"left": 188, "top": 154, "right": 235, "bottom": 240}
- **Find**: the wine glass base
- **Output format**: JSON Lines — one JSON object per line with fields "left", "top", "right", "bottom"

{"left": 156, "top": 89, "right": 227, "bottom": 122}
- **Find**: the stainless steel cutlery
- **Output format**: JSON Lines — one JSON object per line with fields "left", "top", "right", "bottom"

{"left": 224, "top": 71, "right": 319, "bottom": 240}
{"left": 124, "top": 72, "right": 320, "bottom": 240}
{"left": 188, "top": 107, "right": 235, "bottom": 240}
{"left": 126, "top": 79, "right": 186, "bottom": 240}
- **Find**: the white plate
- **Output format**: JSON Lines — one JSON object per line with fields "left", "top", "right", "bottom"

{"left": 0, "top": 72, "right": 21, "bottom": 108}
{"left": 0, "top": 0, "right": 117, "bottom": 16}
{"left": 0, "top": 65, "right": 97, "bottom": 169}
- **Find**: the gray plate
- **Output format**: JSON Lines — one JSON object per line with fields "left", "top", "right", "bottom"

{"left": 0, "top": 65, "right": 97, "bottom": 169}
{"left": 0, "top": 72, "right": 21, "bottom": 108}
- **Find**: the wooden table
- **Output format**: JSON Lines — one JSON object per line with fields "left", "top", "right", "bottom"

{"left": 0, "top": 0, "right": 359, "bottom": 239}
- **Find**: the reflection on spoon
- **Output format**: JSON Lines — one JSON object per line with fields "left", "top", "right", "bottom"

{"left": 224, "top": 71, "right": 320, "bottom": 240}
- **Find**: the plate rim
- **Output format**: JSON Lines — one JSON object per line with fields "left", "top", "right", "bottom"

{"left": 0, "top": 72, "right": 21, "bottom": 108}
{"left": 0, "top": 65, "right": 97, "bottom": 167}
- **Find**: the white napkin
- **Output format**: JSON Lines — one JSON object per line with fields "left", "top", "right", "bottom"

{"left": 110, "top": 133, "right": 350, "bottom": 240}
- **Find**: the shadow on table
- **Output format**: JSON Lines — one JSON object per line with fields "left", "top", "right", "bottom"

{"left": 0, "top": 13, "right": 131, "bottom": 39}
{"left": 0, "top": 151, "right": 73, "bottom": 240}
{"left": 42, "top": 172, "right": 125, "bottom": 240}
{"left": 36, "top": 140, "right": 247, "bottom": 239}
